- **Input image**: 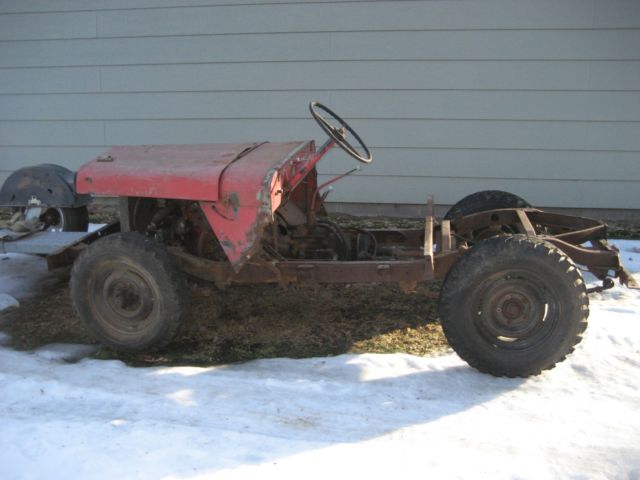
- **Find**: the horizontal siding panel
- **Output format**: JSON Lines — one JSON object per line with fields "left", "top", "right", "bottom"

{"left": 0, "top": 147, "right": 104, "bottom": 171}
{"left": 0, "top": 91, "right": 324, "bottom": 120}
{"left": 0, "top": 121, "right": 104, "bottom": 146}
{"left": 1, "top": 1, "right": 639, "bottom": 29}
{"left": 2, "top": 30, "right": 640, "bottom": 68}
{"left": 3, "top": 91, "right": 640, "bottom": 121}
{"left": 0, "top": 11, "right": 95, "bottom": 41}
{"left": 102, "top": 118, "right": 640, "bottom": 151}
{"left": 318, "top": 175, "right": 639, "bottom": 209}
{"left": 336, "top": 30, "right": 640, "bottom": 62}
{"left": 3, "top": 61, "right": 639, "bottom": 95}
{"left": 96, "top": 1, "right": 640, "bottom": 38}
{"left": 0, "top": 0, "right": 343, "bottom": 14}
{"left": 0, "top": 1, "right": 637, "bottom": 212}
{"left": 99, "top": 61, "right": 640, "bottom": 93}
{"left": 0, "top": 33, "right": 328, "bottom": 67}
{"left": 335, "top": 91, "right": 640, "bottom": 121}
{"left": 0, "top": 67, "right": 100, "bottom": 94}
{"left": 2, "top": 146, "right": 636, "bottom": 183}
{"left": 319, "top": 148, "right": 640, "bottom": 182}
{"left": 593, "top": 0, "right": 640, "bottom": 28}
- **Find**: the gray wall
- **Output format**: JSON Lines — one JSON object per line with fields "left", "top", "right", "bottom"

{"left": 1, "top": 0, "right": 639, "bottom": 212}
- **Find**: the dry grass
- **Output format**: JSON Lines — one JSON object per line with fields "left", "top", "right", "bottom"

{"left": 0, "top": 277, "right": 449, "bottom": 366}
{"left": 1, "top": 202, "right": 451, "bottom": 366}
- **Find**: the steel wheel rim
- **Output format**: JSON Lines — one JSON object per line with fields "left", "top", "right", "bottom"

{"left": 90, "top": 260, "right": 158, "bottom": 336}
{"left": 40, "top": 207, "right": 65, "bottom": 232}
{"left": 472, "top": 269, "right": 559, "bottom": 349}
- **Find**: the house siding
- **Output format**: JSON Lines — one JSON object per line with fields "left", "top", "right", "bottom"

{"left": 0, "top": 0, "right": 638, "bottom": 210}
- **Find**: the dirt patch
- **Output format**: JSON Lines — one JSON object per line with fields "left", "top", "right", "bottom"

{"left": 1, "top": 203, "right": 449, "bottom": 365}
{"left": 607, "top": 220, "right": 640, "bottom": 240}
{"left": 0, "top": 273, "right": 448, "bottom": 366}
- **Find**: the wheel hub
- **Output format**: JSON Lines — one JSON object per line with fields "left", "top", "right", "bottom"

{"left": 40, "top": 207, "right": 64, "bottom": 231}
{"left": 102, "top": 270, "right": 154, "bottom": 322}
{"left": 477, "top": 275, "right": 549, "bottom": 344}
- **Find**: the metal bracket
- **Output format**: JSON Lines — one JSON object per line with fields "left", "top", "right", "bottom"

{"left": 296, "top": 264, "right": 317, "bottom": 283}
{"left": 586, "top": 277, "right": 615, "bottom": 294}
{"left": 424, "top": 195, "right": 434, "bottom": 271}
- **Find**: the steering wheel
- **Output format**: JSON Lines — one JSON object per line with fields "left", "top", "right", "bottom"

{"left": 309, "top": 101, "right": 372, "bottom": 164}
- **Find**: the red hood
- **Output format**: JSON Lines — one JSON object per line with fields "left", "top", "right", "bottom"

{"left": 75, "top": 141, "right": 308, "bottom": 202}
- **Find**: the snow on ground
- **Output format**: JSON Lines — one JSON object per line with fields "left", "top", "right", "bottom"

{"left": 0, "top": 241, "right": 639, "bottom": 480}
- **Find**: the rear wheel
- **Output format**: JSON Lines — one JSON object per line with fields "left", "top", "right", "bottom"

{"left": 71, "top": 232, "right": 189, "bottom": 352}
{"left": 439, "top": 235, "right": 589, "bottom": 377}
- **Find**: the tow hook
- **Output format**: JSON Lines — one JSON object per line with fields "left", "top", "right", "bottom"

{"left": 587, "top": 277, "right": 615, "bottom": 294}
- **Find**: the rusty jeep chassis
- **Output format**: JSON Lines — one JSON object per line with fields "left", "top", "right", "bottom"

{"left": 169, "top": 205, "right": 634, "bottom": 293}
{"left": 3, "top": 101, "right": 637, "bottom": 378}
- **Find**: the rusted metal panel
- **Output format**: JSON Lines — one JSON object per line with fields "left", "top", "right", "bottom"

{"left": 515, "top": 209, "right": 536, "bottom": 236}
{"left": 440, "top": 219, "right": 452, "bottom": 251}
{"left": 76, "top": 140, "right": 316, "bottom": 270}
{"left": 445, "top": 206, "right": 633, "bottom": 287}
{"left": 198, "top": 141, "right": 316, "bottom": 270}
{"left": 75, "top": 142, "right": 308, "bottom": 202}
{"left": 169, "top": 247, "right": 433, "bottom": 285}
{"left": 424, "top": 195, "right": 434, "bottom": 270}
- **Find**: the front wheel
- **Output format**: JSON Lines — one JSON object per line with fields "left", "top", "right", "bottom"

{"left": 70, "top": 232, "right": 190, "bottom": 352}
{"left": 439, "top": 235, "right": 589, "bottom": 377}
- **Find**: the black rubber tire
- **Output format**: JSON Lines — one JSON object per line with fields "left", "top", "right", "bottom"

{"left": 444, "top": 190, "right": 531, "bottom": 220}
{"left": 35, "top": 206, "right": 89, "bottom": 232}
{"left": 70, "top": 232, "right": 189, "bottom": 352}
{"left": 57, "top": 206, "right": 90, "bottom": 231}
{"left": 439, "top": 235, "right": 589, "bottom": 377}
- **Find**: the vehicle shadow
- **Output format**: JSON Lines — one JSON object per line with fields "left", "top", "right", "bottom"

{"left": 128, "top": 355, "right": 524, "bottom": 476}
{"left": 0, "top": 342, "right": 524, "bottom": 478}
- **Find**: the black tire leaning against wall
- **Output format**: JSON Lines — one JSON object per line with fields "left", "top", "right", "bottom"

{"left": 444, "top": 190, "right": 532, "bottom": 220}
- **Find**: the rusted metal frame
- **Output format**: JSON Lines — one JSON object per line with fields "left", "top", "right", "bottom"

{"left": 542, "top": 235, "right": 637, "bottom": 287}
{"left": 358, "top": 225, "right": 454, "bottom": 253}
{"left": 526, "top": 211, "right": 608, "bottom": 244}
{"left": 424, "top": 196, "right": 434, "bottom": 270}
{"left": 170, "top": 247, "right": 433, "bottom": 285}
{"left": 543, "top": 237, "right": 620, "bottom": 270}
{"left": 452, "top": 208, "right": 524, "bottom": 236}
{"left": 362, "top": 229, "right": 423, "bottom": 246}
{"left": 440, "top": 219, "right": 453, "bottom": 252}
{"left": 551, "top": 224, "right": 607, "bottom": 244}
{"left": 284, "top": 138, "right": 336, "bottom": 191}
{"left": 433, "top": 250, "right": 463, "bottom": 280}
{"left": 515, "top": 209, "right": 537, "bottom": 236}
{"left": 452, "top": 208, "right": 608, "bottom": 245}
{"left": 527, "top": 210, "right": 607, "bottom": 235}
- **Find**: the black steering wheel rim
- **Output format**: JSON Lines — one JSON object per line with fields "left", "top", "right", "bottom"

{"left": 309, "top": 101, "right": 372, "bottom": 164}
